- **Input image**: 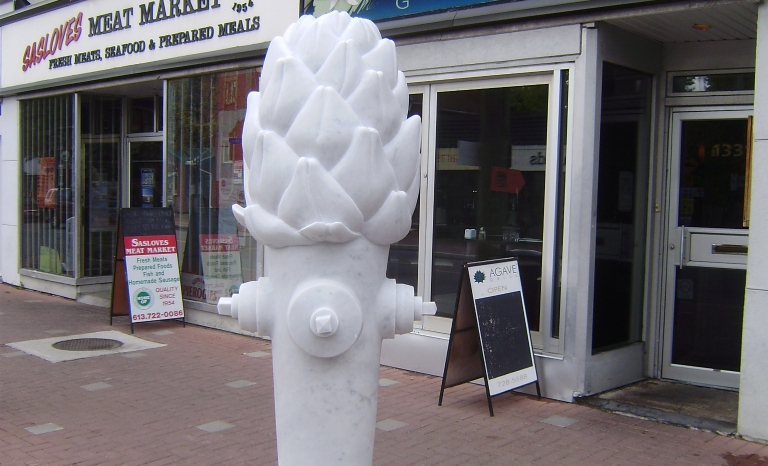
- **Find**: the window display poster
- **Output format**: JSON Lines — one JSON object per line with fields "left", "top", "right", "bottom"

{"left": 36, "top": 157, "right": 56, "bottom": 209}
{"left": 199, "top": 233, "right": 243, "bottom": 305}
{"left": 88, "top": 181, "right": 118, "bottom": 229}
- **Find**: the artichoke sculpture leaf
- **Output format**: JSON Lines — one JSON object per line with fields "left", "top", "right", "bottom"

{"left": 392, "top": 71, "right": 409, "bottom": 122}
{"left": 242, "top": 92, "right": 263, "bottom": 172}
{"left": 255, "top": 131, "right": 300, "bottom": 214}
{"left": 259, "top": 57, "right": 318, "bottom": 136}
{"left": 330, "top": 127, "right": 398, "bottom": 220}
{"left": 384, "top": 115, "right": 421, "bottom": 189}
{"left": 277, "top": 157, "right": 364, "bottom": 240}
{"left": 362, "top": 39, "right": 398, "bottom": 89}
{"left": 283, "top": 86, "right": 362, "bottom": 170}
{"left": 258, "top": 36, "right": 292, "bottom": 96}
{"left": 346, "top": 70, "right": 402, "bottom": 145}
{"left": 362, "top": 190, "right": 411, "bottom": 245}
{"left": 293, "top": 19, "right": 340, "bottom": 74}
{"left": 338, "top": 17, "right": 380, "bottom": 55}
{"left": 243, "top": 203, "right": 314, "bottom": 248}
{"left": 315, "top": 40, "right": 366, "bottom": 99}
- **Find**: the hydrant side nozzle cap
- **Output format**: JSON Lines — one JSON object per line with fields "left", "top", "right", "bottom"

{"left": 218, "top": 296, "right": 234, "bottom": 316}
{"left": 421, "top": 300, "right": 437, "bottom": 318}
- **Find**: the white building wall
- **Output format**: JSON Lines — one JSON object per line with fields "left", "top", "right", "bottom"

{"left": 0, "top": 95, "right": 19, "bottom": 285}
{"left": 739, "top": 2, "right": 768, "bottom": 443}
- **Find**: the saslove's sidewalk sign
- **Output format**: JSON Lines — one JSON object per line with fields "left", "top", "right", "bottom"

{"left": 110, "top": 207, "right": 185, "bottom": 333}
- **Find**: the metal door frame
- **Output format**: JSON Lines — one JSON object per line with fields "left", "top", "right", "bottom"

{"left": 123, "top": 136, "right": 164, "bottom": 209}
{"left": 661, "top": 106, "right": 751, "bottom": 389}
{"left": 413, "top": 71, "right": 565, "bottom": 351}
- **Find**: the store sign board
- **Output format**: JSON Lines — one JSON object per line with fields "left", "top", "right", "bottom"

{"left": 2, "top": 0, "right": 298, "bottom": 90}
{"left": 309, "top": 0, "right": 592, "bottom": 22}
{"left": 439, "top": 259, "right": 539, "bottom": 416}
{"left": 111, "top": 208, "right": 184, "bottom": 326}
{"left": 466, "top": 260, "right": 537, "bottom": 396}
{"left": 124, "top": 233, "right": 184, "bottom": 322}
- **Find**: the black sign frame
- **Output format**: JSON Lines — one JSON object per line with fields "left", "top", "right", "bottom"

{"left": 438, "top": 258, "right": 541, "bottom": 416}
{"left": 110, "top": 207, "right": 185, "bottom": 333}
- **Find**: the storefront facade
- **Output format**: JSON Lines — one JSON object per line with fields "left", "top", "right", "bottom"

{"left": 2, "top": 0, "right": 768, "bottom": 442}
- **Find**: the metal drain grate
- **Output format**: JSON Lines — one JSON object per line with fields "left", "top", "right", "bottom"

{"left": 52, "top": 338, "right": 123, "bottom": 352}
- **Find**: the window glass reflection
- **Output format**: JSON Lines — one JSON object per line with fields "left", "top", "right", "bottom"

{"left": 591, "top": 63, "right": 652, "bottom": 352}
{"left": 167, "top": 69, "right": 260, "bottom": 304}
{"left": 20, "top": 95, "right": 75, "bottom": 277}
{"left": 386, "top": 94, "right": 422, "bottom": 290}
{"left": 82, "top": 95, "right": 121, "bottom": 277}
{"left": 431, "top": 85, "right": 549, "bottom": 331}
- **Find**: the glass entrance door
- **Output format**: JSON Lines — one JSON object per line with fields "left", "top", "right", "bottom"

{"left": 662, "top": 109, "right": 751, "bottom": 388}
{"left": 128, "top": 140, "right": 163, "bottom": 208}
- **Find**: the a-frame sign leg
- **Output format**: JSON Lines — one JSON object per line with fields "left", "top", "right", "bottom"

{"left": 484, "top": 375, "right": 494, "bottom": 417}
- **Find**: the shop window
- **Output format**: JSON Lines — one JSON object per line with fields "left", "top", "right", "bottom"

{"left": 591, "top": 63, "right": 652, "bottom": 353}
{"left": 670, "top": 72, "right": 754, "bottom": 95}
{"left": 386, "top": 94, "right": 422, "bottom": 290}
{"left": 20, "top": 95, "right": 75, "bottom": 276}
{"left": 431, "top": 85, "right": 549, "bottom": 333}
{"left": 167, "top": 69, "right": 260, "bottom": 305}
{"left": 129, "top": 97, "right": 158, "bottom": 134}
{"left": 81, "top": 95, "right": 122, "bottom": 277}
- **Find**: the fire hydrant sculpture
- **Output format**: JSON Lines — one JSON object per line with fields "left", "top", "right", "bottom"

{"left": 217, "top": 11, "right": 436, "bottom": 465}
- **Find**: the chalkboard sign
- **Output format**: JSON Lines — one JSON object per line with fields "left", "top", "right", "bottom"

{"left": 110, "top": 208, "right": 185, "bottom": 333}
{"left": 438, "top": 258, "right": 539, "bottom": 416}
{"left": 120, "top": 207, "right": 176, "bottom": 237}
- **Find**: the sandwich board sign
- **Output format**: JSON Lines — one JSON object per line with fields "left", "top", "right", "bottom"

{"left": 110, "top": 208, "right": 185, "bottom": 333}
{"left": 438, "top": 258, "right": 540, "bottom": 416}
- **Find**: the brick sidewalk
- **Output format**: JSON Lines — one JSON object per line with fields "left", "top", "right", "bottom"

{"left": 1, "top": 284, "right": 766, "bottom": 466}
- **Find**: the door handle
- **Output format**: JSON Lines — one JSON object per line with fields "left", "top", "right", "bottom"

{"left": 711, "top": 244, "right": 748, "bottom": 255}
{"left": 678, "top": 227, "right": 685, "bottom": 269}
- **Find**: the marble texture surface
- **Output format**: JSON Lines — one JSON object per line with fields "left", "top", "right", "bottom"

{"left": 217, "top": 11, "right": 435, "bottom": 465}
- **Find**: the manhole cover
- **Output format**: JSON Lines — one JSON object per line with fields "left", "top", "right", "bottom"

{"left": 52, "top": 338, "right": 123, "bottom": 352}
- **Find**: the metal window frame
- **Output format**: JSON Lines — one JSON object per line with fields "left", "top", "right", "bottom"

{"left": 411, "top": 66, "right": 572, "bottom": 353}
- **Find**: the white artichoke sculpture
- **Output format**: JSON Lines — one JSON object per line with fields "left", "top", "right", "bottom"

{"left": 234, "top": 11, "right": 421, "bottom": 249}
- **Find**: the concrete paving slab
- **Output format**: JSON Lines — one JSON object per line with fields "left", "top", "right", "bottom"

{"left": 197, "top": 421, "right": 235, "bottom": 433}
{"left": 376, "top": 419, "right": 407, "bottom": 431}
{"left": 541, "top": 415, "right": 578, "bottom": 427}
{"left": 81, "top": 382, "right": 112, "bottom": 392}
{"left": 7, "top": 330, "right": 165, "bottom": 363}
{"left": 25, "top": 423, "right": 63, "bottom": 435}
{"left": 226, "top": 380, "right": 257, "bottom": 388}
